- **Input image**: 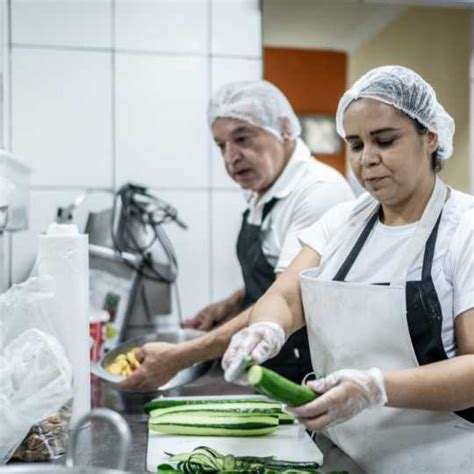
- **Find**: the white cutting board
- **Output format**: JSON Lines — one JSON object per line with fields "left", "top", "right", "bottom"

{"left": 146, "top": 395, "right": 324, "bottom": 472}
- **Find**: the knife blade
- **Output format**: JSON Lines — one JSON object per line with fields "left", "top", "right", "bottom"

{"left": 225, "top": 355, "right": 253, "bottom": 383}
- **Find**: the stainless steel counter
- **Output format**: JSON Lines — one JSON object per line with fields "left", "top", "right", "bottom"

{"left": 65, "top": 365, "right": 363, "bottom": 473}
{"left": 84, "top": 363, "right": 364, "bottom": 473}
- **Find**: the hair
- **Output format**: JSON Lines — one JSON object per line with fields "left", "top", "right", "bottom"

{"left": 406, "top": 115, "right": 443, "bottom": 173}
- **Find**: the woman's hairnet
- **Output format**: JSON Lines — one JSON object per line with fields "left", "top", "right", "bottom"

{"left": 336, "top": 65, "right": 455, "bottom": 160}
{"left": 208, "top": 80, "right": 301, "bottom": 140}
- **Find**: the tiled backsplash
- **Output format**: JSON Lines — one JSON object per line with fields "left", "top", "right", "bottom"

{"left": 6, "top": 0, "right": 262, "bottom": 320}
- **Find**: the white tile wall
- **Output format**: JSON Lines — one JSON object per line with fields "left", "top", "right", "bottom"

{"left": 470, "top": 10, "right": 474, "bottom": 194}
{"left": 6, "top": 0, "right": 262, "bottom": 316}
{"left": 211, "top": 0, "right": 261, "bottom": 57}
{"left": 11, "top": 0, "right": 112, "bottom": 48}
{"left": 115, "top": 0, "right": 208, "bottom": 54}
{"left": 11, "top": 189, "right": 112, "bottom": 283}
{"left": 211, "top": 57, "right": 262, "bottom": 92}
{"left": 211, "top": 190, "right": 245, "bottom": 301}
{"left": 11, "top": 48, "right": 112, "bottom": 187}
{"left": 115, "top": 54, "right": 209, "bottom": 188}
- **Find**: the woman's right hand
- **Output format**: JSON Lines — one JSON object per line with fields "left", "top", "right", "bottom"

{"left": 119, "top": 342, "right": 183, "bottom": 391}
{"left": 222, "top": 322, "right": 286, "bottom": 382}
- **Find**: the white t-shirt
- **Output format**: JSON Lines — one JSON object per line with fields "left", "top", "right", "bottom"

{"left": 244, "top": 138, "right": 354, "bottom": 272}
{"left": 299, "top": 188, "right": 474, "bottom": 358}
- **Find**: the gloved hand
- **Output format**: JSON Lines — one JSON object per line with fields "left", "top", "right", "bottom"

{"left": 222, "top": 322, "right": 286, "bottom": 383}
{"left": 287, "top": 368, "right": 387, "bottom": 431}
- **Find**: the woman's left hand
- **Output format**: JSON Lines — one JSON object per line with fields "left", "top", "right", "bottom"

{"left": 287, "top": 368, "right": 388, "bottom": 431}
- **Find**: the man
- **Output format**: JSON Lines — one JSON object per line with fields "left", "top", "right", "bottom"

{"left": 121, "top": 80, "right": 354, "bottom": 391}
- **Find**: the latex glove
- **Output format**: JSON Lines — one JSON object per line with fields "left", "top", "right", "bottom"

{"left": 119, "top": 342, "right": 183, "bottom": 392}
{"left": 183, "top": 301, "right": 227, "bottom": 331}
{"left": 287, "top": 368, "right": 387, "bottom": 431}
{"left": 222, "top": 322, "right": 286, "bottom": 383}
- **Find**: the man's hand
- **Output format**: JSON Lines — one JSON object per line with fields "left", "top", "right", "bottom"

{"left": 183, "top": 301, "right": 228, "bottom": 331}
{"left": 118, "top": 342, "right": 183, "bottom": 392}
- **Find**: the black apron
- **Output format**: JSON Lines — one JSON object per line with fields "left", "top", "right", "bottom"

{"left": 236, "top": 198, "right": 313, "bottom": 384}
{"left": 334, "top": 207, "right": 474, "bottom": 423}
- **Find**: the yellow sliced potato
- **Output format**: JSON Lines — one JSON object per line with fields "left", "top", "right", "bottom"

{"left": 105, "top": 347, "right": 139, "bottom": 377}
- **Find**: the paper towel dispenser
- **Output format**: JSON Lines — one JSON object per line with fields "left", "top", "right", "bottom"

{"left": 0, "top": 150, "right": 30, "bottom": 232}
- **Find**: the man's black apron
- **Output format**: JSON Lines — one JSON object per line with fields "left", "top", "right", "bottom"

{"left": 236, "top": 198, "right": 313, "bottom": 383}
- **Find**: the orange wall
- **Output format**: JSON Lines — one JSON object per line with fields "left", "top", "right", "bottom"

{"left": 264, "top": 47, "right": 347, "bottom": 174}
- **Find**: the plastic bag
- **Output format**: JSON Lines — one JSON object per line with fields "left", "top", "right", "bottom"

{"left": 0, "top": 276, "right": 73, "bottom": 464}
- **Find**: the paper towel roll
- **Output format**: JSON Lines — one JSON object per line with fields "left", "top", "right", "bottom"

{"left": 37, "top": 223, "right": 90, "bottom": 426}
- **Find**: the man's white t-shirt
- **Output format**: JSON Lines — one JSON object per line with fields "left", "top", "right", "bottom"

{"left": 299, "top": 188, "right": 474, "bottom": 358}
{"left": 244, "top": 139, "right": 354, "bottom": 272}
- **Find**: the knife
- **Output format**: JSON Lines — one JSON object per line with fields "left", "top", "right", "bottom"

{"left": 225, "top": 355, "right": 253, "bottom": 383}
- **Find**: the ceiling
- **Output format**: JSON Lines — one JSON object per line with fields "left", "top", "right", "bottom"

{"left": 263, "top": 0, "right": 472, "bottom": 52}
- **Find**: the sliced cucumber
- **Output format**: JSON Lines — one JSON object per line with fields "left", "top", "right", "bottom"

{"left": 144, "top": 397, "right": 274, "bottom": 414}
{"left": 150, "top": 424, "right": 277, "bottom": 436}
{"left": 278, "top": 411, "right": 296, "bottom": 424}
{"left": 149, "top": 411, "right": 279, "bottom": 437}
{"left": 149, "top": 401, "right": 281, "bottom": 419}
{"left": 247, "top": 365, "right": 318, "bottom": 407}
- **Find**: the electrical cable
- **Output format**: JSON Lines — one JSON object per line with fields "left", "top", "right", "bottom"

{"left": 110, "top": 184, "right": 186, "bottom": 284}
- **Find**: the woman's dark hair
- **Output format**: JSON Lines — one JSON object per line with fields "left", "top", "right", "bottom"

{"left": 402, "top": 113, "right": 443, "bottom": 172}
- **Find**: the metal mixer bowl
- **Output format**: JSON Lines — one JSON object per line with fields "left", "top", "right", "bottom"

{"left": 91, "top": 328, "right": 213, "bottom": 392}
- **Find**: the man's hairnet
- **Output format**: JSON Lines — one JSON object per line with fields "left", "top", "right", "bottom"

{"left": 335, "top": 65, "right": 455, "bottom": 160}
{"left": 208, "top": 80, "right": 301, "bottom": 140}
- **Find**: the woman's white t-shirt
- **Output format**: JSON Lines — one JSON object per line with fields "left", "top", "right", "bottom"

{"left": 299, "top": 189, "right": 474, "bottom": 358}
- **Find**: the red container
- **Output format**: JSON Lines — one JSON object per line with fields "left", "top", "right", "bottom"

{"left": 89, "top": 308, "right": 110, "bottom": 363}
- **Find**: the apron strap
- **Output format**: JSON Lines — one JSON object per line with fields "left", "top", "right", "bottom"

{"left": 262, "top": 197, "right": 279, "bottom": 222}
{"left": 333, "top": 209, "right": 379, "bottom": 282}
{"left": 317, "top": 196, "right": 379, "bottom": 272}
{"left": 242, "top": 197, "right": 279, "bottom": 224}
{"left": 421, "top": 211, "right": 442, "bottom": 281}
{"left": 390, "top": 177, "right": 447, "bottom": 284}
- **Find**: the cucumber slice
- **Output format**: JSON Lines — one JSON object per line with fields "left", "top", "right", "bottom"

{"left": 247, "top": 365, "right": 318, "bottom": 407}
{"left": 149, "top": 401, "right": 282, "bottom": 418}
{"left": 278, "top": 411, "right": 296, "bottom": 424}
{"left": 150, "top": 424, "right": 277, "bottom": 436}
{"left": 149, "top": 411, "right": 279, "bottom": 437}
{"left": 144, "top": 397, "right": 275, "bottom": 414}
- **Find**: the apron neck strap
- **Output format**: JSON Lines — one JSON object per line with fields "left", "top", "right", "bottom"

{"left": 390, "top": 177, "right": 447, "bottom": 284}
{"left": 243, "top": 197, "right": 279, "bottom": 224}
{"left": 318, "top": 196, "right": 379, "bottom": 271}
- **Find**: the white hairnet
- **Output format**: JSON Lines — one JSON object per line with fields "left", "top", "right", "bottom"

{"left": 208, "top": 80, "right": 301, "bottom": 140}
{"left": 336, "top": 65, "right": 455, "bottom": 160}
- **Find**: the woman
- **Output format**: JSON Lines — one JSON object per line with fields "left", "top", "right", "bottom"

{"left": 222, "top": 66, "right": 474, "bottom": 473}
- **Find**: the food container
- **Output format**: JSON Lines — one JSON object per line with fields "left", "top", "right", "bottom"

{"left": 2, "top": 408, "right": 131, "bottom": 473}
{"left": 89, "top": 308, "right": 110, "bottom": 363}
{"left": 91, "top": 328, "right": 213, "bottom": 391}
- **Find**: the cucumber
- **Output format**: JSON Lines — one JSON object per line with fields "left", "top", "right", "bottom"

{"left": 247, "top": 365, "right": 318, "bottom": 407}
{"left": 151, "top": 424, "right": 277, "bottom": 436}
{"left": 149, "top": 411, "right": 279, "bottom": 437}
{"left": 149, "top": 401, "right": 282, "bottom": 418}
{"left": 278, "top": 411, "right": 296, "bottom": 424}
{"left": 144, "top": 397, "right": 275, "bottom": 414}
{"left": 159, "top": 446, "right": 322, "bottom": 473}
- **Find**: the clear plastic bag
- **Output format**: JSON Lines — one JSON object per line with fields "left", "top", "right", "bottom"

{"left": 0, "top": 276, "right": 73, "bottom": 464}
